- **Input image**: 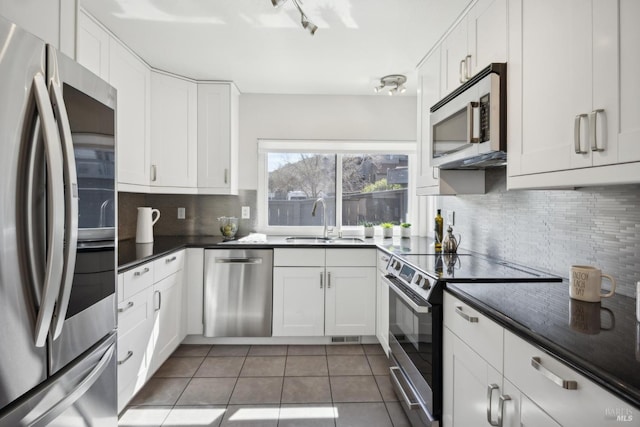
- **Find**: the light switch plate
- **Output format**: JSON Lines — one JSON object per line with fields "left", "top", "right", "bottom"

{"left": 177, "top": 207, "right": 186, "bottom": 219}
{"left": 241, "top": 206, "right": 250, "bottom": 219}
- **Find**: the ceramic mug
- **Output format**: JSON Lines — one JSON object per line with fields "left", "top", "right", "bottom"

{"left": 569, "top": 265, "right": 616, "bottom": 302}
{"left": 569, "top": 299, "right": 614, "bottom": 335}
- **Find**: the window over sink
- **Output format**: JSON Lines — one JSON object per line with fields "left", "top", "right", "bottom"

{"left": 257, "top": 140, "right": 415, "bottom": 234}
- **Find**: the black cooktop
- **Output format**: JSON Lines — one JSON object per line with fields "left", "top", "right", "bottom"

{"left": 400, "top": 253, "right": 561, "bottom": 283}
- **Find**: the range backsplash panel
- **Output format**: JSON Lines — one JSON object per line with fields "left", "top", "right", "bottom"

{"left": 436, "top": 168, "right": 640, "bottom": 297}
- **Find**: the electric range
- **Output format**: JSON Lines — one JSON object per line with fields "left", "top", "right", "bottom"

{"left": 382, "top": 252, "right": 561, "bottom": 427}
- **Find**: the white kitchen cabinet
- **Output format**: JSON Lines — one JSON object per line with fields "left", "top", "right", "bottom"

{"left": 272, "top": 248, "right": 376, "bottom": 337}
{"left": 502, "top": 379, "right": 561, "bottom": 427}
{"left": 273, "top": 267, "right": 325, "bottom": 336}
{"left": 148, "top": 270, "right": 183, "bottom": 374}
{"left": 76, "top": 10, "right": 110, "bottom": 81}
{"left": 1, "top": 0, "right": 59, "bottom": 49}
{"left": 197, "top": 83, "right": 239, "bottom": 195}
{"left": 440, "top": 0, "right": 507, "bottom": 95}
{"left": 376, "top": 250, "right": 390, "bottom": 354}
{"left": 109, "top": 37, "right": 151, "bottom": 188}
{"left": 507, "top": 0, "right": 640, "bottom": 188}
{"left": 150, "top": 72, "right": 198, "bottom": 191}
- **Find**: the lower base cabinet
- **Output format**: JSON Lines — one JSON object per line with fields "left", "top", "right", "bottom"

{"left": 148, "top": 272, "right": 183, "bottom": 374}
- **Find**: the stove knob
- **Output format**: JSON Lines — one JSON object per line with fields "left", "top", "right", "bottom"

{"left": 394, "top": 261, "right": 401, "bottom": 271}
{"left": 415, "top": 274, "right": 423, "bottom": 286}
{"left": 423, "top": 279, "right": 432, "bottom": 290}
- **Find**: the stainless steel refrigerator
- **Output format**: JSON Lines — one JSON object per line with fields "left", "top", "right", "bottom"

{"left": 0, "top": 15, "right": 118, "bottom": 426}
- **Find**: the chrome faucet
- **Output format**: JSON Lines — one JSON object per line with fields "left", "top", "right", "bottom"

{"left": 311, "top": 197, "right": 327, "bottom": 238}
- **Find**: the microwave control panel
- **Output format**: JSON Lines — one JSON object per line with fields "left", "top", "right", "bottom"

{"left": 479, "top": 93, "right": 490, "bottom": 142}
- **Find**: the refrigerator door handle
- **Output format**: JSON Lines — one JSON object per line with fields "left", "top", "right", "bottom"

{"left": 31, "top": 73, "right": 66, "bottom": 348}
{"left": 48, "top": 74, "right": 79, "bottom": 340}
{"left": 27, "top": 343, "right": 115, "bottom": 427}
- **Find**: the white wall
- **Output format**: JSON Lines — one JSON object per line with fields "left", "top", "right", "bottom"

{"left": 239, "top": 94, "right": 417, "bottom": 190}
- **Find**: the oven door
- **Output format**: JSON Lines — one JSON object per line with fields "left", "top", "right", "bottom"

{"left": 385, "top": 277, "right": 441, "bottom": 427}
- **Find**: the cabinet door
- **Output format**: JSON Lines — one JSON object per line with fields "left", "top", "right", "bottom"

{"left": 501, "top": 379, "right": 561, "bottom": 427}
{"left": 109, "top": 39, "right": 150, "bottom": 187}
{"left": 273, "top": 267, "right": 325, "bottom": 336}
{"left": 441, "top": 18, "right": 469, "bottom": 95}
{"left": 76, "top": 10, "right": 109, "bottom": 80}
{"left": 150, "top": 72, "right": 198, "bottom": 188}
{"left": 325, "top": 267, "right": 376, "bottom": 336}
{"left": 445, "top": 328, "right": 503, "bottom": 427}
{"left": 376, "top": 251, "right": 390, "bottom": 354}
{"left": 197, "top": 83, "right": 239, "bottom": 194}
{"left": 149, "top": 271, "right": 183, "bottom": 375}
{"left": 508, "top": 0, "right": 592, "bottom": 176}
{"left": 467, "top": 0, "right": 507, "bottom": 76}
{"left": 417, "top": 50, "right": 442, "bottom": 192}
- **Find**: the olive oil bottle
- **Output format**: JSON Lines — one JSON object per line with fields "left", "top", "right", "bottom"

{"left": 434, "top": 209, "right": 443, "bottom": 250}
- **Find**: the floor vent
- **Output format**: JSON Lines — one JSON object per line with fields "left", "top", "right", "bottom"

{"left": 330, "top": 336, "right": 361, "bottom": 343}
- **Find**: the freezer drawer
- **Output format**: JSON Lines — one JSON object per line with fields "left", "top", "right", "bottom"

{"left": 204, "top": 249, "right": 273, "bottom": 337}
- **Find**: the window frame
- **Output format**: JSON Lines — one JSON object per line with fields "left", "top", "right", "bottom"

{"left": 257, "top": 139, "right": 417, "bottom": 235}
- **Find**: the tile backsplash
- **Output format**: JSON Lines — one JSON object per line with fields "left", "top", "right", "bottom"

{"left": 436, "top": 168, "right": 640, "bottom": 297}
{"left": 118, "top": 190, "right": 258, "bottom": 240}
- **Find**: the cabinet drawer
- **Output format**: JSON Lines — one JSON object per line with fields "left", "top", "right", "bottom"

{"left": 326, "top": 249, "right": 376, "bottom": 267}
{"left": 117, "top": 319, "right": 151, "bottom": 412}
{"left": 504, "top": 330, "right": 632, "bottom": 427}
{"left": 377, "top": 250, "right": 391, "bottom": 273}
{"left": 274, "top": 249, "right": 325, "bottom": 266}
{"left": 122, "top": 263, "right": 155, "bottom": 299}
{"left": 118, "top": 286, "right": 154, "bottom": 338}
{"left": 443, "top": 293, "right": 503, "bottom": 370}
{"left": 154, "top": 250, "right": 185, "bottom": 282}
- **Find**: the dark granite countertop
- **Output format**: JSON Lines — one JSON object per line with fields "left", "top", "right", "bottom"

{"left": 446, "top": 281, "right": 640, "bottom": 409}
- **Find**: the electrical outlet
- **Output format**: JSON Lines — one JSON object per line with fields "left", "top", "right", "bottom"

{"left": 447, "top": 210, "right": 455, "bottom": 226}
{"left": 177, "top": 207, "right": 186, "bottom": 219}
{"left": 241, "top": 206, "right": 250, "bottom": 219}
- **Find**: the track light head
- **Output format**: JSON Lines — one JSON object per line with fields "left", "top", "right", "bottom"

{"left": 374, "top": 74, "right": 407, "bottom": 96}
{"left": 271, "top": 0, "right": 318, "bottom": 35}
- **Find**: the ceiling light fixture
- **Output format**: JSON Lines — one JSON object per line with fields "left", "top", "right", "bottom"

{"left": 271, "top": 0, "right": 318, "bottom": 35}
{"left": 374, "top": 74, "right": 407, "bottom": 96}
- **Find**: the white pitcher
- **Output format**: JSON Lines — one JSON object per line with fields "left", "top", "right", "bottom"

{"left": 136, "top": 207, "right": 160, "bottom": 243}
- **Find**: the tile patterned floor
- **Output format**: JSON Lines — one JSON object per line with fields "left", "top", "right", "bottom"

{"left": 119, "top": 344, "right": 411, "bottom": 427}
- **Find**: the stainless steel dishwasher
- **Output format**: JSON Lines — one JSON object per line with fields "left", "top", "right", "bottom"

{"left": 203, "top": 249, "right": 273, "bottom": 337}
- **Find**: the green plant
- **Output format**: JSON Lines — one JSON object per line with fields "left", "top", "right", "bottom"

{"left": 380, "top": 222, "right": 393, "bottom": 229}
{"left": 400, "top": 223, "right": 411, "bottom": 228}
{"left": 360, "top": 221, "right": 374, "bottom": 228}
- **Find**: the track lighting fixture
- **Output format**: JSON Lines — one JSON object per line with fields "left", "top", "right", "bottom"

{"left": 374, "top": 75, "right": 407, "bottom": 96}
{"left": 271, "top": 0, "right": 318, "bottom": 35}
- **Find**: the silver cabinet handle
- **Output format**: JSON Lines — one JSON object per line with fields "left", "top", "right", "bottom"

{"left": 155, "top": 290, "right": 162, "bottom": 312}
{"left": 459, "top": 59, "right": 466, "bottom": 83}
{"left": 465, "top": 54, "right": 472, "bottom": 80}
{"left": 327, "top": 271, "right": 331, "bottom": 288}
{"left": 118, "top": 301, "right": 134, "bottom": 313}
{"left": 487, "top": 383, "right": 499, "bottom": 426}
{"left": 134, "top": 267, "right": 150, "bottom": 277}
{"left": 390, "top": 367, "right": 421, "bottom": 410}
{"left": 165, "top": 256, "right": 177, "bottom": 263}
{"left": 497, "top": 394, "right": 511, "bottom": 427}
{"left": 320, "top": 272, "right": 323, "bottom": 289}
{"left": 151, "top": 164, "right": 157, "bottom": 182}
{"left": 455, "top": 305, "right": 478, "bottom": 323}
{"left": 224, "top": 168, "right": 228, "bottom": 184}
{"left": 531, "top": 357, "right": 577, "bottom": 390}
{"left": 589, "top": 109, "right": 605, "bottom": 152}
{"left": 574, "top": 114, "right": 588, "bottom": 154}
{"left": 118, "top": 350, "right": 134, "bottom": 365}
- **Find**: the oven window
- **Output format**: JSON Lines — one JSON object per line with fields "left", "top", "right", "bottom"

{"left": 432, "top": 106, "right": 468, "bottom": 158}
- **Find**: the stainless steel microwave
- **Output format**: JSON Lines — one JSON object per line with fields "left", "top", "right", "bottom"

{"left": 430, "top": 63, "right": 506, "bottom": 169}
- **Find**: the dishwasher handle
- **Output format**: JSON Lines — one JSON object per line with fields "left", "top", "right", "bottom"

{"left": 215, "top": 257, "right": 263, "bottom": 264}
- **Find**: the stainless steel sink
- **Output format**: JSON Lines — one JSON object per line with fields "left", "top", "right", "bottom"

{"left": 284, "top": 236, "right": 364, "bottom": 244}
{"left": 330, "top": 237, "right": 365, "bottom": 243}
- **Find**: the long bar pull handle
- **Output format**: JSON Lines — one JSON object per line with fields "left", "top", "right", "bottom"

{"left": 154, "top": 291, "right": 162, "bottom": 312}
{"left": 390, "top": 367, "right": 421, "bottom": 410}
{"left": 151, "top": 164, "right": 157, "bottom": 182}
{"left": 465, "top": 54, "right": 472, "bottom": 80}
{"left": 320, "top": 272, "right": 323, "bottom": 289}
{"left": 467, "top": 102, "right": 480, "bottom": 143}
{"left": 29, "top": 343, "right": 115, "bottom": 427}
{"left": 486, "top": 383, "right": 499, "bottom": 426}
{"left": 327, "top": 272, "right": 332, "bottom": 288}
{"left": 459, "top": 59, "right": 466, "bottom": 83}
{"left": 497, "top": 394, "right": 511, "bottom": 427}
{"left": 165, "top": 256, "right": 177, "bottom": 263}
{"left": 48, "top": 68, "right": 79, "bottom": 340}
{"left": 455, "top": 306, "right": 478, "bottom": 323}
{"left": 215, "top": 258, "right": 263, "bottom": 264}
{"left": 118, "top": 301, "right": 134, "bottom": 313}
{"left": 134, "top": 267, "right": 150, "bottom": 277}
{"left": 574, "top": 114, "right": 588, "bottom": 154}
{"left": 31, "top": 73, "right": 65, "bottom": 348}
{"left": 589, "top": 109, "right": 605, "bottom": 152}
{"left": 224, "top": 168, "right": 228, "bottom": 184}
{"left": 531, "top": 357, "right": 578, "bottom": 390}
{"left": 118, "top": 351, "right": 134, "bottom": 365}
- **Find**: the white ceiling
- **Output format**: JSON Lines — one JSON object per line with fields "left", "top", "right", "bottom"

{"left": 81, "top": 0, "right": 471, "bottom": 95}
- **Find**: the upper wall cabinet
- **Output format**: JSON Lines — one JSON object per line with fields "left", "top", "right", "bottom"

{"left": 441, "top": 0, "right": 507, "bottom": 95}
{"left": 150, "top": 72, "right": 198, "bottom": 191}
{"left": 109, "top": 39, "right": 151, "bottom": 189}
{"left": 77, "top": 11, "right": 109, "bottom": 80}
{"left": 507, "top": 0, "right": 640, "bottom": 189}
{"left": 197, "top": 83, "right": 239, "bottom": 195}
